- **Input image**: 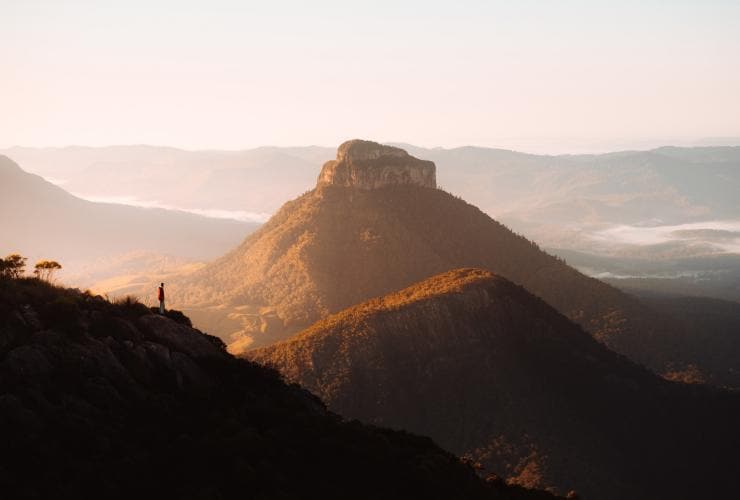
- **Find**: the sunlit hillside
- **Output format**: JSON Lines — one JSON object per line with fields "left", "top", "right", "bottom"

{"left": 251, "top": 268, "right": 740, "bottom": 500}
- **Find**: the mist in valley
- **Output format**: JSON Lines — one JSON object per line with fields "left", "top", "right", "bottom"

{"left": 3, "top": 143, "right": 738, "bottom": 303}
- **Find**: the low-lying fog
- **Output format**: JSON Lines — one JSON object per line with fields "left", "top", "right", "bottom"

{"left": 72, "top": 193, "right": 271, "bottom": 223}
{"left": 593, "top": 220, "right": 740, "bottom": 254}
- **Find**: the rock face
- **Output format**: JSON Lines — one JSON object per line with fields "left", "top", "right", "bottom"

{"left": 250, "top": 268, "right": 740, "bottom": 500}
{"left": 317, "top": 140, "right": 436, "bottom": 189}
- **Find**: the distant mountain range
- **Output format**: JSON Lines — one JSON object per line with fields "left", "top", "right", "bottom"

{"left": 5, "top": 143, "right": 738, "bottom": 300}
{"left": 4, "top": 143, "right": 737, "bottom": 259}
{"left": 251, "top": 268, "right": 740, "bottom": 500}
{"left": 1, "top": 145, "right": 332, "bottom": 219}
{"left": 0, "top": 155, "right": 255, "bottom": 285}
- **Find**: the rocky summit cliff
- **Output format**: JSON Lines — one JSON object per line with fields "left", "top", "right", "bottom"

{"left": 166, "top": 140, "right": 710, "bottom": 385}
{"left": 317, "top": 139, "right": 436, "bottom": 189}
{"left": 0, "top": 276, "right": 559, "bottom": 500}
{"left": 251, "top": 269, "right": 740, "bottom": 500}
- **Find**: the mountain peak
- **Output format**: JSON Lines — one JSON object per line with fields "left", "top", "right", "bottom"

{"left": 349, "top": 268, "right": 506, "bottom": 312}
{"left": 249, "top": 268, "right": 740, "bottom": 500}
{"left": 317, "top": 139, "right": 436, "bottom": 189}
{"left": 336, "top": 139, "right": 407, "bottom": 162}
{"left": 0, "top": 155, "right": 23, "bottom": 176}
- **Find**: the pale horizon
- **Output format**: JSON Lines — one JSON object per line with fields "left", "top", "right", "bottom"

{"left": 3, "top": 1, "right": 739, "bottom": 153}
{"left": 4, "top": 135, "right": 740, "bottom": 157}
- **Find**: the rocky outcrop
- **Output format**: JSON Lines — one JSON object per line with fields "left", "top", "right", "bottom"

{"left": 317, "top": 139, "right": 436, "bottom": 189}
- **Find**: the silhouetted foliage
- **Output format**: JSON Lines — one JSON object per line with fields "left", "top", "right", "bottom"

{"left": 41, "top": 295, "right": 83, "bottom": 334}
{"left": 154, "top": 307, "right": 194, "bottom": 327}
{"left": 113, "top": 294, "right": 150, "bottom": 318}
{"left": 33, "top": 259, "right": 62, "bottom": 281}
{"left": 0, "top": 253, "right": 27, "bottom": 279}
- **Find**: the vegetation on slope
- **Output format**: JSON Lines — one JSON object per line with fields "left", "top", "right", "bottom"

{"left": 173, "top": 182, "right": 687, "bottom": 375}
{"left": 0, "top": 276, "right": 559, "bottom": 500}
{"left": 635, "top": 293, "right": 740, "bottom": 388}
{"left": 251, "top": 269, "right": 740, "bottom": 500}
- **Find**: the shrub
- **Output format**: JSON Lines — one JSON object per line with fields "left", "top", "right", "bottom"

{"left": 33, "top": 260, "right": 62, "bottom": 282}
{"left": 0, "top": 254, "right": 27, "bottom": 279}
{"left": 41, "top": 296, "right": 83, "bottom": 335}
{"left": 162, "top": 308, "right": 193, "bottom": 327}
{"left": 114, "top": 295, "right": 150, "bottom": 318}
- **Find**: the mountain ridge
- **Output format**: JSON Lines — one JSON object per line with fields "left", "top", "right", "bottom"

{"left": 0, "top": 276, "right": 560, "bottom": 500}
{"left": 166, "top": 141, "right": 695, "bottom": 384}
{"left": 250, "top": 268, "right": 740, "bottom": 500}
{"left": 6, "top": 142, "right": 737, "bottom": 260}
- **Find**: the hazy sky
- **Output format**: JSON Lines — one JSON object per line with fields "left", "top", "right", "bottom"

{"left": 2, "top": 0, "right": 739, "bottom": 152}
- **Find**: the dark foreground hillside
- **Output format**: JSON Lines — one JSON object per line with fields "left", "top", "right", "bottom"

{"left": 0, "top": 278, "right": 558, "bottom": 500}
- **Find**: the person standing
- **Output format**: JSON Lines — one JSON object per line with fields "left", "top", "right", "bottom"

{"left": 158, "top": 282, "right": 165, "bottom": 314}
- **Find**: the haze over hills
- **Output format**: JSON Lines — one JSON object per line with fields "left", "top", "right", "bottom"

{"left": 554, "top": 248, "right": 740, "bottom": 302}
{"left": 420, "top": 145, "right": 740, "bottom": 236}
{"left": 1, "top": 145, "right": 332, "bottom": 220}
{"left": 162, "top": 140, "right": 738, "bottom": 388}
{"left": 0, "top": 277, "right": 559, "bottom": 500}
{"left": 5, "top": 143, "right": 737, "bottom": 298}
{"left": 403, "top": 144, "right": 740, "bottom": 291}
{"left": 0, "top": 155, "right": 256, "bottom": 288}
{"left": 6, "top": 143, "right": 737, "bottom": 243}
{"left": 250, "top": 268, "right": 740, "bottom": 500}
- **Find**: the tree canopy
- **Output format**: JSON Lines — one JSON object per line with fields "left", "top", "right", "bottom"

{"left": 33, "top": 260, "right": 62, "bottom": 282}
{"left": 0, "top": 254, "right": 27, "bottom": 279}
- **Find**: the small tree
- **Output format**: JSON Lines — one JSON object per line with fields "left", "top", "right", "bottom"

{"left": 34, "top": 260, "right": 62, "bottom": 282}
{"left": 0, "top": 253, "right": 27, "bottom": 278}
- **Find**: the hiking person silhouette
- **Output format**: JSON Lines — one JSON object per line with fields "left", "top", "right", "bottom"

{"left": 158, "top": 283, "right": 165, "bottom": 314}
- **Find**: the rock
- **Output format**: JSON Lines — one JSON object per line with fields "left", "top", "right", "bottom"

{"left": 170, "top": 351, "right": 214, "bottom": 392}
{"left": 0, "top": 394, "right": 42, "bottom": 432}
{"left": 0, "top": 311, "right": 30, "bottom": 354}
{"left": 137, "top": 314, "right": 225, "bottom": 360}
{"left": 317, "top": 139, "right": 436, "bottom": 190}
{"left": 3, "top": 345, "right": 53, "bottom": 379}
{"left": 20, "top": 304, "right": 42, "bottom": 330}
